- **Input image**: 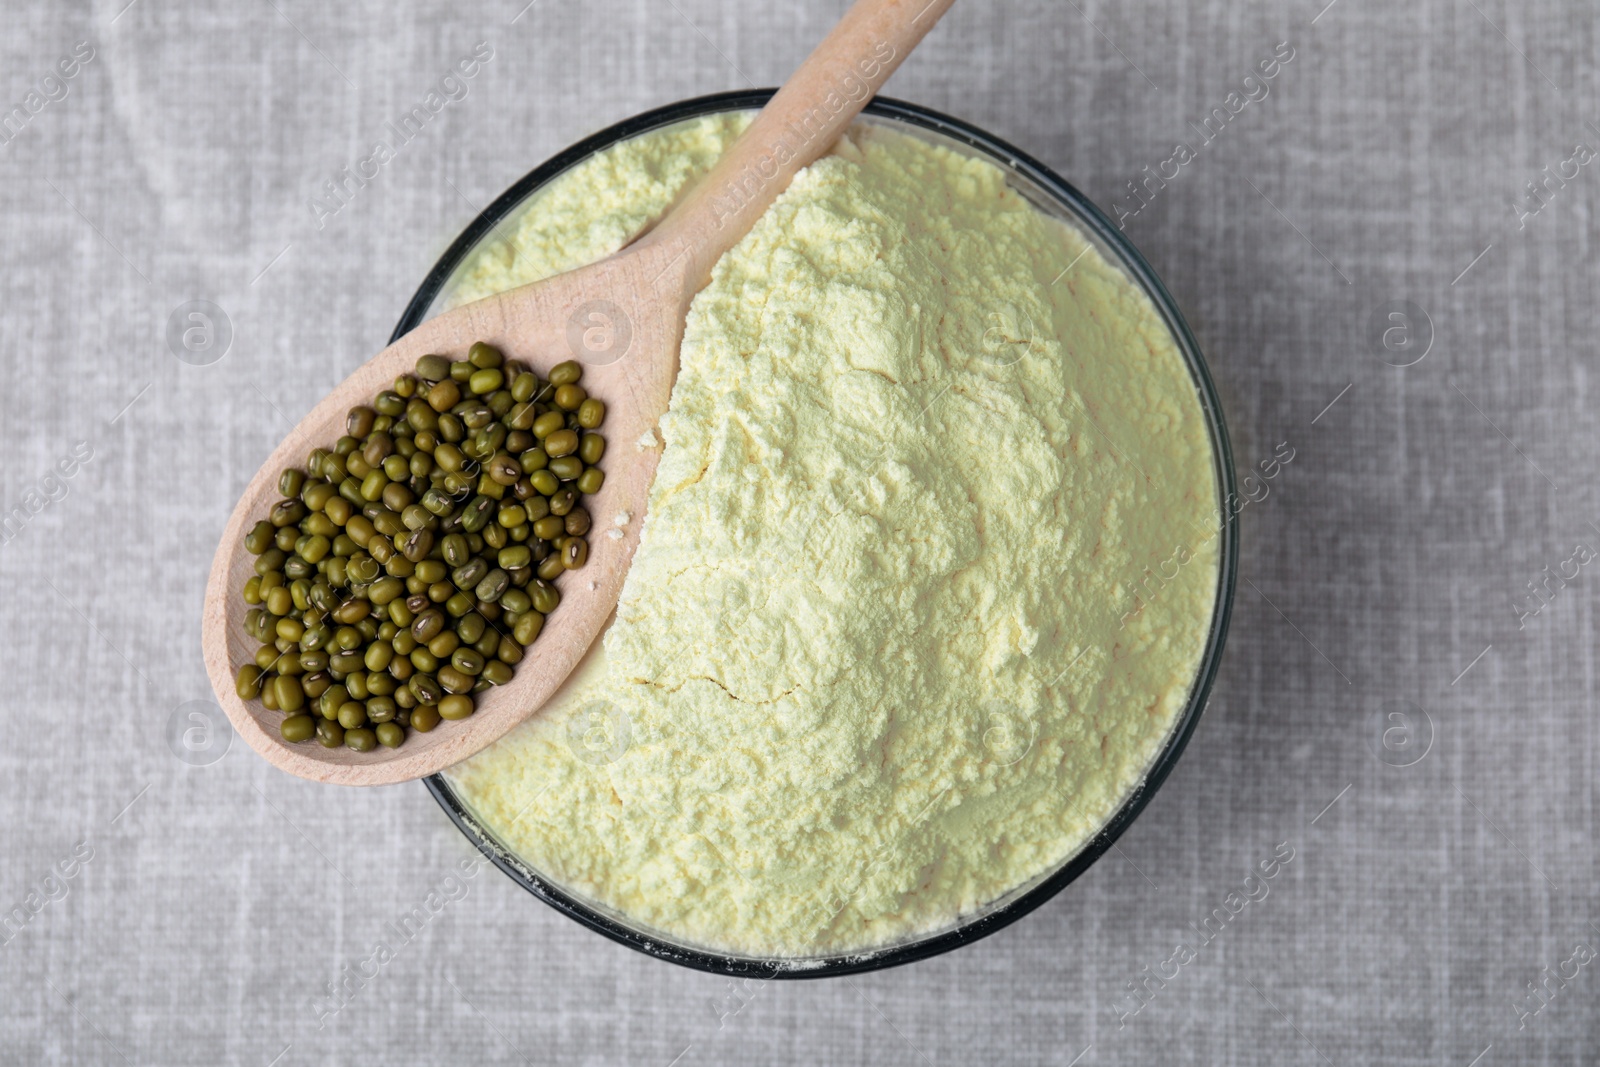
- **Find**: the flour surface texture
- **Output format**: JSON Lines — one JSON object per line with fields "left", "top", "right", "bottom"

{"left": 447, "top": 113, "right": 1220, "bottom": 957}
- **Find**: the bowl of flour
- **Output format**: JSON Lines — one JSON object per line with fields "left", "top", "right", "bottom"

{"left": 398, "top": 91, "right": 1237, "bottom": 976}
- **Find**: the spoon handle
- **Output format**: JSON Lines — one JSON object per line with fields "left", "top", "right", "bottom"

{"left": 641, "top": 0, "right": 957, "bottom": 290}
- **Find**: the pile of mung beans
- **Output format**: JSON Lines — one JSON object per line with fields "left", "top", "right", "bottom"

{"left": 236, "top": 343, "right": 607, "bottom": 752}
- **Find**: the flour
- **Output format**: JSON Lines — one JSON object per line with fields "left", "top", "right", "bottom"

{"left": 446, "top": 113, "right": 1219, "bottom": 956}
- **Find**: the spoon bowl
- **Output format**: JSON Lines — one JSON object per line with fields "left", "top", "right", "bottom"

{"left": 202, "top": 256, "right": 682, "bottom": 784}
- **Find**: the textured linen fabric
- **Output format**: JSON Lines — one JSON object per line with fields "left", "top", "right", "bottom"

{"left": 1, "top": 0, "right": 1595, "bottom": 1063}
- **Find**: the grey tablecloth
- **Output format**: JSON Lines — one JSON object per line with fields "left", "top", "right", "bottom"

{"left": 2, "top": 0, "right": 1594, "bottom": 1063}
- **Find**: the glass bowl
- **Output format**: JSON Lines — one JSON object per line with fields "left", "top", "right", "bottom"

{"left": 394, "top": 89, "right": 1238, "bottom": 978}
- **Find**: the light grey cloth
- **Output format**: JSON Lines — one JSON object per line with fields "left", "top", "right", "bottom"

{"left": 1, "top": 0, "right": 1592, "bottom": 1063}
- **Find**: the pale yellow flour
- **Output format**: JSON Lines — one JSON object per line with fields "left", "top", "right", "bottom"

{"left": 445, "top": 113, "right": 1220, "bottom": 958}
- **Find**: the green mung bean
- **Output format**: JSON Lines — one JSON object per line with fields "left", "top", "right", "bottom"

{"left": 236, "top": 342, "right": 605, "bottom": 752}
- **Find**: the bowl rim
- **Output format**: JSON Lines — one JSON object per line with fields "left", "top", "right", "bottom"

{"left": 398, "top": 88, "right": 1239, "bottom": 979}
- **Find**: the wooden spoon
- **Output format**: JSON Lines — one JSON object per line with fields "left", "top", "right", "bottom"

{"left": 203, "top": 0, "right": 957, "bottom": 785}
